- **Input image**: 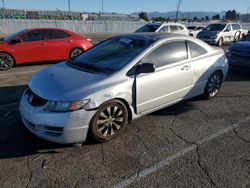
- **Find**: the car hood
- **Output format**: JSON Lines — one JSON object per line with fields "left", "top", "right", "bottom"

{"left": 29, "top": 62, "right": 109, "bottom": 101}
{"left": 198, "top": 30, "right": 220, "bottom": 36}
{"left": 230, "top": 41, "right": 250, "bottom": 51}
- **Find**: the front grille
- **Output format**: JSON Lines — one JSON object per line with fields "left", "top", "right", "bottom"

{"left": 26, "top": 88, "right": 47, "bottom": 107}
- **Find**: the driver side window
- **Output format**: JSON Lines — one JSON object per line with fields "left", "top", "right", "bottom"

{"left": 141, "top": 41, "right": 188, "bottom": 68}
{"left": 21, "top": 30, "right": 45, "bottom": 42}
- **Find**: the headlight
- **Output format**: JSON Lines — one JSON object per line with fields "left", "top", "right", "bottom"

{"left": 44, "top": 99, "right": 90, "bottom": 112}
{"left": 210, "top": 35, "right": 217, "bottom": 39}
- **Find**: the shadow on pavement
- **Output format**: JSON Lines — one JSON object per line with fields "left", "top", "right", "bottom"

{"left": 226, "top": 70, "right": 250, "bottom": 82}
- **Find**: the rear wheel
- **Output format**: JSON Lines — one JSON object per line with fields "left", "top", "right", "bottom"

{"left": 234, "top": 31, "right": 241, "bottom": 42}
{"left": 0, "top": 53, "right": 14, "bottom": 71}
{"left": 217, "top": 37, "right": 223, "bottom": 47}
{"left": 90, "top": 100, "right": 128, "bottom": 142}
{"left": 204, "top": 71, "right": 223, "bottom": 99}
{"left": 69, "top": 48, "right": 83, "bottom": 59}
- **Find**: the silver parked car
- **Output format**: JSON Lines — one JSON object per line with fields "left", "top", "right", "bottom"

{"left": 135, "top": 23, "right": 190, "bottom": 35}
{"left": 19, "top": 33, "right": 228, "bottom": 144}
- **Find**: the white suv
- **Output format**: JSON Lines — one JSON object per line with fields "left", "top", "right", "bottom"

{"left": 197, "top": 23, "right": 243, "bottom": 46}
{"left": 135, "top": 23, "right": 190, "bottom": 35}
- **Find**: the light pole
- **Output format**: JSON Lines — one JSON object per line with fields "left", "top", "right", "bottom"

{"left": 102, "top": 0, "right": 104, "bottom": 14}
{"left": 68, "top": 0, "right": 71, "bottom": 12}
{"left": 2, "top": 0, "right": 5, "bottom": 9}
{"left": 175, "top": 0, "right": 182, "bottom": 22}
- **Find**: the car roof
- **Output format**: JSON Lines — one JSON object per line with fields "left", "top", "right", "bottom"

{"left": 115, "top": 32, "right": 192, "bottom": 42}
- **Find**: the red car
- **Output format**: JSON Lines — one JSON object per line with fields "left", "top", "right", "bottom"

{"left": 0, "top": 28, "right": 93, "bottom": 70}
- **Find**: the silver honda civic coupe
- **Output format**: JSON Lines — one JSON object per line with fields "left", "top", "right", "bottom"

{"left": 19, "top": 33, "right": 228, "bottom": 144}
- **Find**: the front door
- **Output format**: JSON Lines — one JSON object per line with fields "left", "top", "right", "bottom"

{"left": 15, "top": 29, "right": 49, "bottom": 63}
{"left": 135, "top": 41, "right": 193, "bottom": 114}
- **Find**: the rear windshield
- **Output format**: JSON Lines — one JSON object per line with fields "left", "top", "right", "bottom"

{"left": 187, "top": 26, "right": 196, "bottom": 30}
{"left": 135, "top": 24, "right": 160, "bottom": 32}
{"left": 205, "top": 24, "right": 226, "bottom": 31}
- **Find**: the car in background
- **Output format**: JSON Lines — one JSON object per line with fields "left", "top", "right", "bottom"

{"left": 197, "top": 23, "right": 243, "bottom": 46}
{"left": 187, "top": 26, "right": 205, "bottom": 37}
{"left": 135, "top": 23, "right": 190, "bottom": 35}
{"left": 227, "top": 33, "right": 250, "bottom": 71}
{"left": 0, "top": 28, "right": 93, "bottom": 70}
{"left": 19, "top": 33, "right": 228, "bottom": 144}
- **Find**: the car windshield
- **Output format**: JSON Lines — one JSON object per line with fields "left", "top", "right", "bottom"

{"left": 1, "top": 29, "right": 28, "bottom": 41}
{"left": 135, "top": 24, "right": 160, "bottom": 32}
{"left": 70, "top": 36, "right": 152, "bottom": 74}
{"left": 241, "top": 34, "right": 250, "bottom": 41}
{"left": 204, "top": 24, "right": 226, "bottom": 31}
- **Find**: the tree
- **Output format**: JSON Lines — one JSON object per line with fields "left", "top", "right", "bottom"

{"left": 153, "top": 17, "right": 166, "bottom": 22}
{"left": 225, "top": 10, "right": 238, "bottom": 20}
{"left": 193, "top": 16, "right": 198, "bottom": 21}
{"left": 212, "top": 14, "right": 220, "bottom": 20}
{"left": 138, "top": 12, "right": 149, "bottom": 21}
{"left": 205, "top": 16, "right": 210, "bottom": 21}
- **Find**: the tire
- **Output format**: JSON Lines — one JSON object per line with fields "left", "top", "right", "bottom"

{"left": 0, "top": 53, "right": 14, "bottom": 71}
{"left": 69, "top": 48, "right": 84, "bottom": 59}
{"left": 234, "top": 31, "right": 241, "bottom": 42}
{"left": 89, "top": 100, "right": 128, "bottom": 142}
{"left": 217, "top": 37, "right": 223, "bottom": 47}
{"left": 204, "top": 71, "right": 223, "bottom": 99}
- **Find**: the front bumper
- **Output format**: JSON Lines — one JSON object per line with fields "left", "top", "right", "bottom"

{"left": 19, "top": 93, "right": 96, "bottom": 144}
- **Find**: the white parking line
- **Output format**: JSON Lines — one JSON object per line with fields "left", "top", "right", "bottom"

{"left": 0, "top": 71, "right": 36, "bottom": 76}
{"left": 114, "top": 115, "right": 250, "bottom": 188}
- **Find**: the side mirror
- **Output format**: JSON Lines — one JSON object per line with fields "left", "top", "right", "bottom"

{"left": 224, "top": 29, "right": 229, "bottom": 32}
{"left": 136, "top": 63, "right": 155, "bottom": 74}
{"left": 9, "top": 38, "right": 22, "bottom": 44}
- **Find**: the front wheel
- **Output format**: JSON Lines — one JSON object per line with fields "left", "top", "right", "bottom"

{"left": 89, "top": 100, "right": 128, "bottom": 142}
{"left": 69, "top": 48, "right": 83, "bottom": 59}
{"left": 204, "top": 71, "right": 223, "bottom": 99}
{"left": 0, "top": 53, "right": 14, "bottom": 71}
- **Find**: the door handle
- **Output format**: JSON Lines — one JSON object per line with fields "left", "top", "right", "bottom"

{"left": 181, "top": 65, "right": 191, "bottom": 71}
{"left": 67, "top": 40, "right": 73, "bottom": 43}
{"left": 40, "top": 42, "right": 47, "bottom": 45}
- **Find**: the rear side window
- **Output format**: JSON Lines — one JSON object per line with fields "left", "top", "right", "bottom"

{"left": 225, "top": 24, "right": 232, "bottom": 31}
{"left": 232, "top": 24, "right": 241, "bottom": 30}
{"left": 21, "top": 30, "right": 45, "bottom": 42}
{"left": 158, "top": 26, "right": 169, "bottom": 33}
{"left": 178, "top": 26, "right": 185, "bottom": 30}
{"left": 188, "top": 41, "right": 207, "bottom": 58}
{"left": 141, "top": 41, "right": 188, "bottom": 68}
{"left": 48, "top": 30, "right": 70, "bottom": 39}
{"left": 170, "top": 25, "right": 179, "bottom": 32}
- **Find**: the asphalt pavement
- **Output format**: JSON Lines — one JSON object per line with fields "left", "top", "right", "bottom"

{"left": 0, "top": 42, "right": 250, "bottom": 188}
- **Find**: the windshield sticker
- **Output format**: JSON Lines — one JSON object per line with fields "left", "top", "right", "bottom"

{"left": 120, "top": 38, "right": 132, "bottom": 44}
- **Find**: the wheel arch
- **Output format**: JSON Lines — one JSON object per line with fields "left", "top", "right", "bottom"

{"left": 0, "top": 51, "right": 16, "bottom": 65}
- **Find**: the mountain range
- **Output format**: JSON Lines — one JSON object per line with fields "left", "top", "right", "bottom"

{"left": 131, "top": 11, "right": 227, "bottom": 19}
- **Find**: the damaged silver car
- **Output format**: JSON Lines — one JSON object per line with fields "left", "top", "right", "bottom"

{"left": 19, "top": 33, "right": 228, "bottom": 144}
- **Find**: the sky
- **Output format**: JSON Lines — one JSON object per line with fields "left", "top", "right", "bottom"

{"left": 2, "top": 0, "right": 250, "bottom": 14}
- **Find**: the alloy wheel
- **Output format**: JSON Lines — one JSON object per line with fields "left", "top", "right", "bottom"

{"left": 206, "top": 73, "right": 222, "bottom": 98}
{"left": 90, "top": 100, "right": 128, "bottom": 142}
{"left": 0, "top": 53, "right": 14, "bottom": 71}
{"left": 70, "top": 48, "right": 83, "bottom": 59}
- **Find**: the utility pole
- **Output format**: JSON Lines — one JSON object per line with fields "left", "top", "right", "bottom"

{"left": 175, "top": 0, "right": 181, "bottom": 22}
{"left": 2, "top": 0, "right": 5, "bottom": 9}
{"left": 68, "top": 0, "right": 71, "bottom": 12}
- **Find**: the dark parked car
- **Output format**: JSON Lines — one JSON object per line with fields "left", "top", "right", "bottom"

{"left": 0, "top": 28, "right": 93, "bottom": 70}
{"left": 227, "top": 33, "right": 250, "bottom": 71}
